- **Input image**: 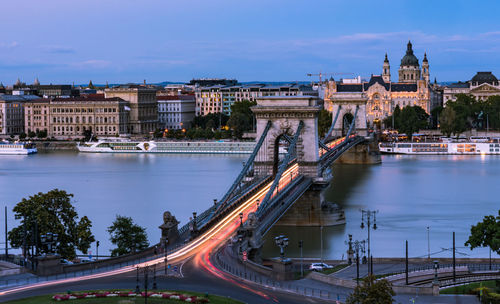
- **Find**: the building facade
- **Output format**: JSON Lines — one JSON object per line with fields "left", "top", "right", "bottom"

{"left": 24, "top": 96, "right": 130, "bottom": 139}
{"left": 0, "top": 95, "right": 38, "bottom": 135}
{"left": 104, "top": 86, "right": 158, "bottom": 134}
{"left": 157, "top": 95, "right": 196, "bottom": 130}
{"left": 325, "top": 41, "right": 432, "bottom": 126}
{"left": 195, "top": 83, "right": 316, "bottom": 116}
{"left": 443, "top": 72, "right": 500, "bottom": 105}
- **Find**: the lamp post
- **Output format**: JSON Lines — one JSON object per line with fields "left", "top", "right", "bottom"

{"left": 433, "top": 260, "right": 439, "bottom": 285}
{"left": 239, "top": 212, "right": 243, "bottom": 227}
{"left": 4, "top": 206, "right": 7, "bottom": 259}
{"left": 164, "top": 237, "right": 169, "bottom": 275}
{"left": 274, "top": 235, "right": 289, "bottom": 260}
{"left": 96, "top": 241, "right": 100, "bottom": 261}
{"left": 299, "top": 240, "right": 304, "bottom": 277}
{"left": 360, "top": 209, "right": 377, "bottom": 276}
{"left": 427, "top": 226, "right": 430, "bottom": 260}
{"left": 256, "top": 199, "right": 260, "bottom": 211}
{"left": 135, "top": 265, "right": 140, "bottom": 294}
{"left": 352, "top": 239, "right": 365, "bottom": 286}
{"left": 40, "top": 232, "right": 58, "bottom": 255}
{"left": 320, "top": 225, "right": 324, "bottom": 264}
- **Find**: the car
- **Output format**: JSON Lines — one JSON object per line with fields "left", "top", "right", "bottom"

{"left": 60, "top": 259, "right": 73, "bottom": 265}
{"left": 309, "top": 262, "right": 334, "bottom": 271}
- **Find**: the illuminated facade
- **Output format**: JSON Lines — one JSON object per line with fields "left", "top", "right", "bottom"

{"left": 325, "top": 41, "right": 431, "bottom": 127}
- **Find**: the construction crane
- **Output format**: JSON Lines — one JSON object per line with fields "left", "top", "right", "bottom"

{"left": 306, "top": 72, "right": 354, "bottom": 83}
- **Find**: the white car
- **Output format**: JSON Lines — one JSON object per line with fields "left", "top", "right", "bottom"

{"left": 309, "top": 263, "right": 333, "bottom": 271}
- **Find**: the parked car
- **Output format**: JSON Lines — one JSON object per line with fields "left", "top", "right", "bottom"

{"left": 60, "top": 259, "right": 73, "bottom": 265}
{"left": 309, "top": 262, "right": 333, "bottom": 271}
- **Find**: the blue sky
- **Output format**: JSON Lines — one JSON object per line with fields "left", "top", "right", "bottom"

{"left": 1, "top": 0, "right": 499, "bottom": 84}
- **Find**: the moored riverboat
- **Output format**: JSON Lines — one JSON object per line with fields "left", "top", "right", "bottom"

{"left": 379, "top": 139, "right": 500, "bottom": 155}
{"left": 77, "top": 139, "right": 256, "bottom": 154}
{"left": 0, "top": 142, "right": 37, "bottom": 155}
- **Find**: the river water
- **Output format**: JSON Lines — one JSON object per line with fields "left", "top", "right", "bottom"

{"left": 1, "top": 152, "right": 498, "bottom": 260}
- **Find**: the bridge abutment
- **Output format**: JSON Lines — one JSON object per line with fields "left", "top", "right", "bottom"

{"left": 336, "top": 138, "right": 381, "bottom": 164}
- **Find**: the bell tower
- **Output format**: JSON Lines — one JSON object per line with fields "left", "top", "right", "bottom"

{"left": 422, "top": 52, "right": 430, "bottom": 83}
{"left": 382, "top": 53, "right": 391, "bottom": 82}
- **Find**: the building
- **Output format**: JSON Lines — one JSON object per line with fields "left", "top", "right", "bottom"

{"left": 104, "top": 85, "right": 158, "bottom": 134}
{"left": 12, "top": 78, "right": 79, "bottom": 97}
{"left": 0, "top": 95, "right": 39, "bottom": 135}
{"left": 157, "top": 95, "right": 196, "bottom": 130}
{"left": 24, "top": 96, "right": 130, "bottom": 139}
{"left": 189, "top": 78, "right": 237, "bottom": 87}
{"left": 325, "top": 41, "right": 432, "bottom": 126}
{"left": 443, "top": 72, "right": 500, "bottom": 105}
{"left": 195, "top": 83, "right": 316, "bottom": 116}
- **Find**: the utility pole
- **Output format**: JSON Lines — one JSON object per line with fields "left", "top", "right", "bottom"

{"left": 320, "top": 226, "right": 323, "bottom": 264}
{"left": 299, "top": 240, "right": 304, "bottom": 278}
{"left": 405, "top": 240, "right": 409, "bottom": 285}
{"left": 360, "top": 209, "right": 378, "bottom": 276}
{"left": 4, "top": 206, "right": 7, "bottom": 259}
{"left": 427, "top": 226, "right": 430, "bottom": 260}
{"left": 453, "top": 232, "right": 456, "bottom": 282}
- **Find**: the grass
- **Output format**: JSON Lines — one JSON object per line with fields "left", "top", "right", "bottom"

{"left": 3, "top": 290, "right": 243, "bottom": 304}
{"left": 440, "top": 280, "right": 499, "bottom": 295}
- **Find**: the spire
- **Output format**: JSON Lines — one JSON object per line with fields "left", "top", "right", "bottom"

{"left": 15, "top": 78, "right": 21, "bottom": 86}
{"left": 423, "top": 52, "right": 428, "bottom": 63}
{"left": 105, "top": 81, "right": 109, "bottom": 89}
{"left": 384, "top": 53, "right": 389, "bottom": 63}
{"left": 0, "top": 82, "right": 4, "bottom": 89}
{"left": 434, "top": 77, "right": 437, "bottom": 84}
{"left": 88, "top": 80, "right": 95, "bottom": 89}
{"left": 34, "top": 77, "right": 40, "bottom": 86}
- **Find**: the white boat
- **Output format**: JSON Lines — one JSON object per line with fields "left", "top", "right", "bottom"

{"left": 0, "top": 142, "right": 37, "bottom": 155}
{"left": 379, "top": 139, "right": 500, "bottom": 155}
{"left": 77, "top": 139, "right": 256, "bottom": 154}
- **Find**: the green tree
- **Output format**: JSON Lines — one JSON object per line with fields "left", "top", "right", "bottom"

{"left": 153, "top": 129, "right": 164, "bottom": 138}
{"left": 485, "top": 96, "right": 500, "bottom": 130}
{"left": 83, "top": 130, "right": 93, "bottom": 141}
{"left": 346, "top": 274, "right": 395, "bottom": 304}
{"left": 28, "top": 131, "right": 36, "bottom": 138}
{"left": 19, "top": 132, "right": 27, "bottom": 140}
{"left": 227, "top": 100, "right": 257, "bottom": 139}
{"left": 8, "top": 189, "right": 95, "bottom": 260}
{"left": 440, "top": 106, "right": 456, "bottom": 137}
{"left": 383, "top": 105, "right": 401, "bottom": 129}
{"left": 396, "top": 106, "right": 429, "bottom": 140}
{"left": 318, "top": 109, "right": 332, "bottom": 138}
{"left": 107, "top": 215, "right": 149, "bottom": 257}
{"left": 36, "top": 130, "right": 47, "bottom": 138}
{"left": 465, "top": 210, "right": 500, "bottom": 255}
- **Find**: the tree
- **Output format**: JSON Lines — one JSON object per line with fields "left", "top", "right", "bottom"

{"left": 83, "top": 129, "right": 93, "bottom": 141}
{"left": 465, "top": 210, "right": 500, "bottom": 255}
{"left": 36, "top": 130, "right": 47, "bottom": 138}
{"left": 227, "top": 112, "right": 250, "bottom": 139}
{"left": 227, "top": 100, "right": 257, "bottom": 139}
{"left": 430, "top": 106, "right": 443, "bottom": 129}
{"left": 318, "top": 109, "right": 332, "bottom": 138}
{"left": 8, "top": 189, "right": 95, "bottom": 260}
{"left": 28, "top": 131, "right": 36, "bottom": 138}
{"left": 383, "top": 105, "right": 401, "bottom": 129}
{"left": 107, "top": 215, "right": 149, "bottom": 257}
{"left": 19, "top": 132, "right": 27, "bottom": 140}
{"left": 346, "top": 274, "right": 395, "bottom": 304}
{"left": 396, "top": 106, "right": 429, "bottom": 141}
{"left": 439, "top": 106, "right": 456, "bottom": 137}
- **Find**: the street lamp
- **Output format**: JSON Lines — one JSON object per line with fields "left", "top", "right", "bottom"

{"left": 360, "top": 209, "right": 378, "bottom": 276}
{"left": 239, "top": 212, "right": 243, "bottom": 227}
{"left": 299, "top": 240, "right": 304, "bottom": 277}
{"left": 427, "top": 226, "right": 430, "bottom": 260}
{"left": 40, "top": 232, "right": 58, "bottom": 255}
{"left": 433, "top": 260, "right": 439, "bottom": 285}
{"left": 164, "top": 237, "right": 169, "bottom": 275}
{"left": 274, "top": 235, "right": 289, "bottom": 260}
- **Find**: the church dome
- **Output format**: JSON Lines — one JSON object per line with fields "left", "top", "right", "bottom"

{"left": 400, "top": 41, "right": 419, "bottom": 66}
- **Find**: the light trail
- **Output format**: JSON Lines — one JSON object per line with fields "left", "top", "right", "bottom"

{"left": 1, "top": 136, "right": 350, "bottom": 297}
{"left": 1, "top": 137, "right": 349, "bottom": 297}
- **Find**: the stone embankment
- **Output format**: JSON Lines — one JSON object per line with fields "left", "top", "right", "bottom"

{"left": 34, "top": 141, "right": 78, "bottom": 152}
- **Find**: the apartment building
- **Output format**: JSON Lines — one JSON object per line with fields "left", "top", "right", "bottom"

{"left": 157, "top": 95, "right": 195, "bottom": 130}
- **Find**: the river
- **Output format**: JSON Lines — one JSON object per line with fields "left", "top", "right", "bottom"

{"left": 1, "top": 152, "right": 498, "bottom": 260}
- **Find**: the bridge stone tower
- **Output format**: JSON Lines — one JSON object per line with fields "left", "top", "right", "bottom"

{"left": 252, "top": 96, "right": 321, "bottom": 178}
{"left": 330, "top": 92, "right": 368, "bottom": 137}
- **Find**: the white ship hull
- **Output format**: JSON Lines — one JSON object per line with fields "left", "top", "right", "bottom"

{"left": 78, "top": 140, "right": 256, "bottom": 154}
{"left": 379, "top": 142, "right": 500, "bottom": 155}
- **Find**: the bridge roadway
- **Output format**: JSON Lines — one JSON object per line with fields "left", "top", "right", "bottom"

{"left": 0, "top": 136, "right": 356, "bottom": 303}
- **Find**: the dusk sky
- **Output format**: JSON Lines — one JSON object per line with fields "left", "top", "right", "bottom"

{"left": 1, "top": 0, "right": 499, "bottom": 85}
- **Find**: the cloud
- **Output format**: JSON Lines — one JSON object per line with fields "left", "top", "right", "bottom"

{"left": 0, "top": 41, "right": 19, "bottom": 49}
{"left": 72, "top": 60, "right": 111, "bottom": 69}
{"left": 41, "top": 45, "right": 76, "bottom": 54}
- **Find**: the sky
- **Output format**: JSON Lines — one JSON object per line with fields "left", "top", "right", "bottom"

{"left": 1, "top": 0, "right": 499, "bottom": 85}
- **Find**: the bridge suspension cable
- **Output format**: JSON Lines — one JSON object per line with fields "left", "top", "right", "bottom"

{"left": 256, "top": 121, "right": 304, "bottom": 218}
{"left": 321, "top": 105, "right": 341, "bottom": 144}
{"left": 213, "top": 120, "right": 272, "bottom": 214}
{"left": 345, "top": 105, "right": 359, "bottom": 139}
